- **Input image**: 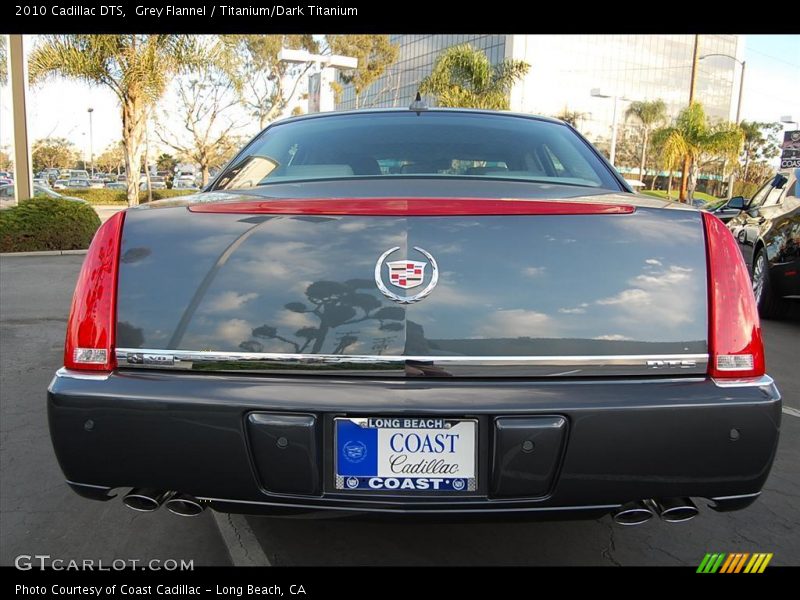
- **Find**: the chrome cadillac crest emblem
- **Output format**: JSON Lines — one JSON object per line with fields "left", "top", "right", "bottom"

{"left": 374, "top": 246, "right": 439, "bottom": 304}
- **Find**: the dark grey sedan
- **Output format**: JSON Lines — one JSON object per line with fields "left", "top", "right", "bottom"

{"left": 48, "top": 109, "right": 780, "bottom": 525}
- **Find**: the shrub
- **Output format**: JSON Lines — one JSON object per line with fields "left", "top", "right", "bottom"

{"left": 0, "top": 198, "right": 101, "bottom": 252}
{"left": 65, "top": 188, "right": 197, "bottom": 205}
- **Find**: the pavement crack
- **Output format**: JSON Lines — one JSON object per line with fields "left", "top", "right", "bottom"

{"left": 226, "top": 513, "right": 253, "bottom": 561}
{"left": 600, "top": 518, "right": 622, "bottom": 566}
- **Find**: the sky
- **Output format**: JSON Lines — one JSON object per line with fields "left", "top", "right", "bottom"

{"left": 1, "top": 34, "right": 798, "bottom": 164}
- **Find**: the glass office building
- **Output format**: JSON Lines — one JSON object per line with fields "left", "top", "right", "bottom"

{"left": 335, "top": 34, "right": 742, "bottom": 152}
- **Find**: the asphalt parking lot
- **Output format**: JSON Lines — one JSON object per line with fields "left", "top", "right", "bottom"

{"left": 1, "top": 254, "right": 798, "bottom": 567}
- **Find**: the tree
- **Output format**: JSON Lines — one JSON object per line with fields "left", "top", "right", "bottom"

{"left": 0, "top": 36, "right": 7, "bottom": 86}
{"left": 555, "top": 108, "right": 587, "bottom": 128}
{"left": 0, "top": 149, "right": 12, "bottom": 171}
{"left": 156, "top": 153, "right": 177, "bottom": 174}
{"left": 652, "top": 102, "right": 743, "bottom": 202}
{"left": 31, "top": 137, "right": 78, "bottom": 171}
{"left": 29, "top": 35, "right": 212, "bottom": 206}
{"left": 737, "top": 120, "right": 782, "bottom": 184}
{"left": 156, "top": 68, "right": 243, "bottom": 187}
{"left": 624, "top": 99, "right": 667, "bottom": 185}
{"left": 419, "top": 45, "right": 529, "bottom": 110}
{"left": 326, "top": 35, "right": 399, "bottom": 109}
{"left": 95, "top": 141, "right": 125, "bottom": 174}
{"left": 223, "top": 35, "right": 317, "bottom": 129}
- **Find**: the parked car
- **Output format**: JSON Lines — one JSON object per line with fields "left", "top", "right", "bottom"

{"left": 88, "top": 179, "right": 106, "bottom": 189}
{"left": 0, "top": 171, "right": 14, "bottom": 180}
{"left": 105, "top": 182, "right": 126, "bottom": 190}
{"left": 49, "top": 109, "right": 779, "bottom": 523}
{"left": 0, "top": 183, "right": 87, "bottom": 208}
{"left": 33, "top": 178, "right": 51, "bottom": 188}
{"left": 726, "top": 169, "right": 800, "bottom": 318}
{"left": 43, "top": 168, "right": 61, "bottom": 182}
{"left": 52, "top": 179, "right": 70, "bottom": 190}
{"left": 704, "top": 196, "right": 746, "bottom": 223}
{"left": 140, "top": 176, "right": 167, "bottom": 191}
{"left": 66, "top": 178, "right": 91, "bottom": 189}
{"left": 69, "top": 169, "right": 91, "bottom": 180}
{"left": 172, "top": 178, "right": 199, "bottom": 190}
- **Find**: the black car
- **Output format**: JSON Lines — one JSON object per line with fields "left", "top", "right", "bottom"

{"left": 705, "top": 196, "right": 745, "bottom": 223}
{"left": 48, "top": 109, "right": 780, "bottom": 524}
{"left": 726, "top": 169, "right": 800, "bottom": 317}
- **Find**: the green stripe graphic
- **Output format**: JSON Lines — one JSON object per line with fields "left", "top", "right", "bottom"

{"left": 709, "top": 553, "right": 727, "bottom": 573}
{"left": 697, "top": 553, "right": 714, "bottom": 573}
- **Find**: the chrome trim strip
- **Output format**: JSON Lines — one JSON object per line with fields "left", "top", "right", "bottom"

{"left": 116, "top": 348, "right": 708, "bottom": 366}
{"left": 712, "top": 375, "right": 775, "bottom": 388}
{"left": 55, "top": 367, "right": 111, "bottom": 381}
{"left": 115, "top": 349, "right": 709, "bottom": 377}
{"left": 197, "top": 495, "right": 621, "bottom": 514}
{"left": 709, "top": 492, "right": 761, "bottom": 502}
{"left": 65, "top": 480, "right": 113, "bottom": 490}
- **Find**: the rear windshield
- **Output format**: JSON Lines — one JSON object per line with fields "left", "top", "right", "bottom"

{"left": 213, "top": 112, "right": 621, "bottom": 191}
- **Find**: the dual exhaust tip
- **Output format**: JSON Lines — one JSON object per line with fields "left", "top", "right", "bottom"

{"left": 122, "top": 489, "right": 204, "bottom": 517}
{"left": 613, "top": 498, "right": 698, "bottom": 526}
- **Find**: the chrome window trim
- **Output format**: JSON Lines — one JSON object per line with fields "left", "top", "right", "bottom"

{"left": 115, "top": 348, "right": 708, "bottom": 377}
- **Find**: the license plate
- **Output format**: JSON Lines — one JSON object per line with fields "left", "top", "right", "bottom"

{"left": 334, "top": 417, "right": 477, "bottom": 492}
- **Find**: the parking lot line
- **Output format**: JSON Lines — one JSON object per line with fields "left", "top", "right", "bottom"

{"left": 782, "top": 406, "right": 800, "bottom": 418}
{"left": 212, "top": 511, "right": 271, "bottom": 566}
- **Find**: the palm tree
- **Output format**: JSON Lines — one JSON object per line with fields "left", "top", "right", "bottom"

{"left": 624, "top": 99, "right": 666, "bottom": 187}
{"left": 29, "top": 35, "right": 212, "bottom": 206}
{"left": 419, "top": 45, "right": 529, "bottom": 110}
{"left": 652, "top": 102, "right": 743, "bottom": 202}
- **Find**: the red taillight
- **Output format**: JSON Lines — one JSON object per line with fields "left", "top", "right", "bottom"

{"left": 703, "top": 212, "right": 765, "bottom": 378}
{"left": 64, "top": 211, "right": 125, "bottom": 372}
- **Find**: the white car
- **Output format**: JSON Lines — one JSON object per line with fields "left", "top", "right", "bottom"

{"left": 140, "top": 176, "right": 167, "bottom": 191}
{"left": 172, "top": 179, "right": 199, "bottom": 190}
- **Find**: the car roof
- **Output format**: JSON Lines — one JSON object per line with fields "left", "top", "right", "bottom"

{"left": 271, "top": 107, "right": 567, "bottom": 128}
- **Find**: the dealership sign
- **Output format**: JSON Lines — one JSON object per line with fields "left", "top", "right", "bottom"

{"left": 781, "top": 130, "right": 800, "bottom": 169}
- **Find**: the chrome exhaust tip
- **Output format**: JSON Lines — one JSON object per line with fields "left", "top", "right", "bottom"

{"left": 122, "top": 489, "right": 172, "bottom": 512}
{"left": 612, "top": 501, "right": 655, "bottom": 526}
{"left": 165, "top": 493, "right": 205, "bottom": 517}
{"left": 652, "top": 497, "right": 698, "bottom": 523}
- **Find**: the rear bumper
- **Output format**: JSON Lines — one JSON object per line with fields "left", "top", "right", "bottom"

{"left": 48, "top": 370, "right": 781, "bottom": 517}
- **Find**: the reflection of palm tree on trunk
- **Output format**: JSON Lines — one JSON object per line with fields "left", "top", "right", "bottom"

{"left": 244, "top": 279, "right": 404, "bottom": 354}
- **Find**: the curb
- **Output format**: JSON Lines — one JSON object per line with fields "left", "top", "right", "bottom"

{"left": 0, "top": 249, "right": 88, "bottom": 257}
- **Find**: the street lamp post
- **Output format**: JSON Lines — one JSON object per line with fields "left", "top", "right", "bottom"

{"left": 278, "top": 49, "right": 358, "bottom": 113}
{"left": 590, "top": 88, "right": 630, "bottom": 168}
{"left": 87, "top": 107, "right": 94, "bottom": 177}
{"left": 699, "top": 53, "right": 746, "bottom": 198}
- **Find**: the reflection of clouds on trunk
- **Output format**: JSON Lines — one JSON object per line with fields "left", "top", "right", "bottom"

{"left": 205, "top": 291, "right": 258, "bottom": 313}
{"left": 595, "top": 263, "right": 699, "bottom": 332}
{"left": 612, "top": 213, "right": 700, "bottom": 242}
{"left": 474, "top": 309, "right": 557, "bottom": 339}
{"left": 240, "top": 278, "right": 405, "bottom": 355}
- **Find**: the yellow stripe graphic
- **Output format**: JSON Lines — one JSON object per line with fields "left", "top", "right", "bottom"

{"left": 743, "top": 554, "right": 759, "bottom": 573}
{"left": 733, "top": 553, "right": 750, "bottom": 573}
{"left": 757, "top": 553, "right": 773, "bottom": 573}
{"left": 749, "top": 554, "right": 766, "bottom": 573}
